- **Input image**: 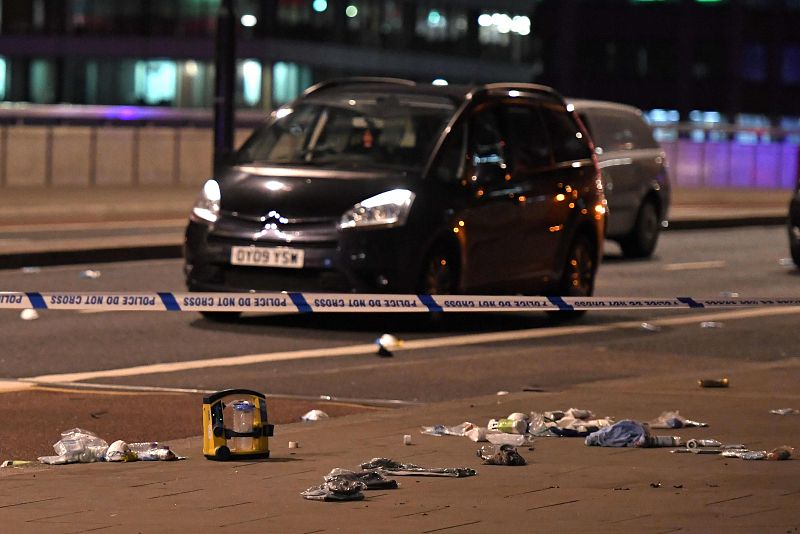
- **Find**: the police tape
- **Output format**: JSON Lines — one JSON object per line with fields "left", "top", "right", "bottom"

{"left": 2, "top": 291, "right": 800, "bottom": 313}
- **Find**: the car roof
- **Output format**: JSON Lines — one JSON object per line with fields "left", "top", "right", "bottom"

{"left": 303, "top": 77, "right": 566, "bottom": 106}
{"left": 568, "top": 98, "right": 645, "bottom": 117}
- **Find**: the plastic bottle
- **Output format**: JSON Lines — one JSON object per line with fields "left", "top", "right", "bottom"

{"left": 127, "top": 442, "right": 159, "bottom": 454}
{"left": 232, "top": 400, "right": 255, "bottom": 452}
{"left": 487, "top": 418, "right": 528, "bottom": 434}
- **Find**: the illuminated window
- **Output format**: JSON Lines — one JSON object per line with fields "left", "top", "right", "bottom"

{"left": 30, "top": 59, "right": 56, "bottom": 103}
{"left": 241, "top": 59, "right": 262, "bottom": 107}
{"left": 134, "top": 60, "right": 177, "bottom": 106}
{"left": 272, "top": 62, "right": 312, "bottom": 106}
{"left": 0, "top": 57, "right": 6, "bottom": 101}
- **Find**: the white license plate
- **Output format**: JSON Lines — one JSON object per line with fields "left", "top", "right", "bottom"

{"left": 230, "top": 246, "right": 305, "bottom": 269}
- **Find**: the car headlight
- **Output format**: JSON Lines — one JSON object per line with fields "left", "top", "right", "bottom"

{"left": 339, "top": 189, "right": 415, "bottom": 229}
{"left": 191, "top": 179, "right": 221, "bottom": 224}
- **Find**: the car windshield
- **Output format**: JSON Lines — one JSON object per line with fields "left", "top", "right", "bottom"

{"left": 236, "top": 93, "right": 455, "bottom": 170}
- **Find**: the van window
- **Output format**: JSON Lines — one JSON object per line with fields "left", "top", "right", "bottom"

{"left": 581, "top": 108, "right": 658, "bottom": 151}
{"left": 540, "top": 105, "right": 593, "bottom": 163}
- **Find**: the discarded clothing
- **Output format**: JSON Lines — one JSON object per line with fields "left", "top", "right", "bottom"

{"left": 585, "top": 420, "right": 649, "bottom": 448}
{"left": 360, "top": 458, "right": 476, "bottom": 478}
{"left": 301, "top": 479, "right": 366, "bottom": 502}
{"left": 324, "top": 468, "right": 398, "bottom": 490}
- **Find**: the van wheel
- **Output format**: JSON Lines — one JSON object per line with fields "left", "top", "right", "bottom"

{"left": 418, "top": 246, "right": 459, "bottom": 295}
{"left": 200, "top": 311, "right": 242, "bottom": 322}
{"left": 620, "top": 200, "right": 660, "bottom": 258}
{"left": 548, "top": 234, "right": 595, "bottom": 320}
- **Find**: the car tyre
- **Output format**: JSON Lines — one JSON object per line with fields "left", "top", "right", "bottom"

{"left": 620, "top": 199, "right": 660, "bottom": 259}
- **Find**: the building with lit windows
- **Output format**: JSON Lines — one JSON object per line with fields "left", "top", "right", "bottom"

{"left": 0, "top": 0, "right": 799, "bottom": 126}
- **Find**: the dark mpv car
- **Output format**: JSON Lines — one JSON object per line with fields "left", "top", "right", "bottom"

{"left": 185, "top": 78, "right": 606, "bottom": 318}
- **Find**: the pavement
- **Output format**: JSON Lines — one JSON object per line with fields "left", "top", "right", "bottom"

{"left": 0, "top": 184, "right": 798, "bottom": 531}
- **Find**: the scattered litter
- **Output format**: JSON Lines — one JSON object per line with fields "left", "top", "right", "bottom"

{"left": 522, "top": 386, "right": 546, "bottom": 392}
{"left": 20, "top": 309, "right": 39, "bottom": 321}
{"left": 649, "top": 410, "right": 708, "bottom": 429}
{"left": 700, "top": 321, "right": 723, "bottom": 328}
{"left": 488, "top": 418, "right": 528, "bottom": 434}
{"left": 686, "top": 439, "right": 722, "bottom": 449}
{"left": 719, "top": 291, "right": 739, "bottom": 298}
{"left": 721, "top": 446, "right": 794, "bottom": 461}
{"left": 650, "top": 482, "right": 662, "bottom": 488}
{"left": 319, "top": 395, "right": 333, "bottom": 401}
{"left": 79, "top": 269, "right": 101, "bottom": 280}
{"left": 301, "top": 479, "right": 366, "bottom": 502}
{"left": 673, "top": 484, "right": 683, "bottom": 489}
{"left": 769, "top": 408, "right": 799, "bottom": 416}
{"left": 20, "top": 266, "right": 41, "bottom": 274}
{"left": 613, "top": 487, "right": 630, "bottom": 491}
{"left": 289, "top": 441, "right": 300, "bottom": 449}
{"left": 478, "top": 444, "right": 526, "bottom": 466}
{"left": 360, "top": 458, "right": 476, "bottom": 478}
{"left": 530, "top": 408, "right": 614, "bottom": 437}
{"left": 301, "top": 409, "right": 330, "bottom": 422}
{"left": 420, "top": 422, "right": 477, "bottom": 437}
{"left": 698, "top": 377, "right": 729, "bottom": 388}
{"left": 486, "top": 433, "right": 528, "bottom": 446}
{"left": 375, "top": 333, "right": 403, "bottom": 357}
{"left": 496, "top": 391, "right": 509, "bottom": 396}
{"left": 403, "top": 434, "right": 412, "bottom": 446}
{"left": 640, "top": 322, "right": 662, "bottom": 332}
{"left": 1, "top": 460, "right": 31, "bottom": 468}
{"left": 778, "top": 258, "right": 794, "bottom": 266}
{"left": 37, "top": 428, "right": 182, "bottom": 465}
{"left": 646, "top": 436, "right": 682, "bottom": 447}
{"left": 585, "top": 420, "right": 648, "bottom": 447}
{"left": 325, "top": 468, "right": 399, "bottom": 490}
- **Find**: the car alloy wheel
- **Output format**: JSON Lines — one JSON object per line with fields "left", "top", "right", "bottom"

{"left": 563, "top": 234, "right": 595, "bottom": 297}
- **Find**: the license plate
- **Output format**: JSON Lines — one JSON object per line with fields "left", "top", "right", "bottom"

{"left": 230, "top": 246, "right": 305, "bottom": 269}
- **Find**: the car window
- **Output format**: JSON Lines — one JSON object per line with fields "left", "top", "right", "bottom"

{"left": 498, "top": 103, "right": 552, "bottom": 172}
{"left": 582, "top": 108, "right": 659, "bottom": 151}
{"left": 430, "top": 122, "right": 466, "bottom": 183}
{"left": 539, "top": 104, "right": 594, "bottom": 163}
{"left": 468, "top": 105, "right": 507, "bottom": 167}
{"left": 236, "top": 95, "right": 454, "bottom": 170}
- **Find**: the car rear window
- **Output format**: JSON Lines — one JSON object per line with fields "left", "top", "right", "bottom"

{"left": 581, "top": 108, "right": 659, "bottom": 151}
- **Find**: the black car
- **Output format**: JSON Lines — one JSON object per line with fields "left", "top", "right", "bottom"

{"left": 790, "top": 178, "right": 800, "bottom": 267}
{"left": 570, "top": 99, "right": 670, "bottom": 258}
{"left": 185, "top": 78, "right": 606, "bottom": 318}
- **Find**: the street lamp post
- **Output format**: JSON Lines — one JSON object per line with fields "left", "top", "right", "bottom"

{"left": 213, "top": 0, "right": 237, "bottom": 173}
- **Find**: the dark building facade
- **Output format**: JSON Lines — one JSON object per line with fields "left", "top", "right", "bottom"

{"left": 0, "top": 0, "right": 799, "bottom": 125}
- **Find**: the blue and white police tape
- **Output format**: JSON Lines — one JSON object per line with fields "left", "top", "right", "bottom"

{"left": 2, "top": 292, "right": 800, "bottom": 313}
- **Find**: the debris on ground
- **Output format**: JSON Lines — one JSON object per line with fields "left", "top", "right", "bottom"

{"left": 488, "top": 417, "right": 528, "bottom": 434}
{"left": 324, "top": 468, "right": 399, "bottom": 490}
{"left": 79, "top": 269, "right": 101, "bottom": 279}
{"left": 477, "top": 444, "right": 526, "bottom": 466}
{"left": 769, "top": 408, "right": 799, "bottom": 415}
{"left": 375, "top": 333, "right": 402, "bottom": 357}
{"left": 1, "top": 460, "right": 32, "bottom": 468}
{"left": 20, "top": 309, "right": 39, "bottom": 321}
{"left": 360, "top": 458, "right": 476, "bottom": 478}
{"left": 649, "top": 410, "right": 708, "bottom": 428}
{"left": 301, "top": 409, "right": 330, "bottom": 421}
{"left": 640, "top": 322, "right": 662, "bottom": 332}
{"left": 20, "top": 266, "right": 41, "bottom": 274}
{"left": 686, "top": 439, "right": 722, "bottom": 449}
{"left": 420, "top": 422, "right": 477, "bottom": 437}
{"left": 496, "top": 390, "right": 509, "bottom": 396}
{"left": 301, "top": 479, "right": 366, "bottom": 502}
{"left": 37, "top": 428, "right": 183, "bottom": 464}
{"left": 719, "top": 291, "right": 739, "bottom": 298}
{"left": 403, "top": 434, "right": 412, "bottom": 445}
{"left": 700, "top": 321, "right": 724, "bottom": 328}
{"left": 698, "top": 377, "right": 729, "bottom": 388}
{"left": 723, "top": 446, "right": 794, "bottom": 461}
{"left": 585, "top": 420, "right": 649, "bottom": 447}
{"left": 530, "top": 408, "right": 614, "bottom": 437}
